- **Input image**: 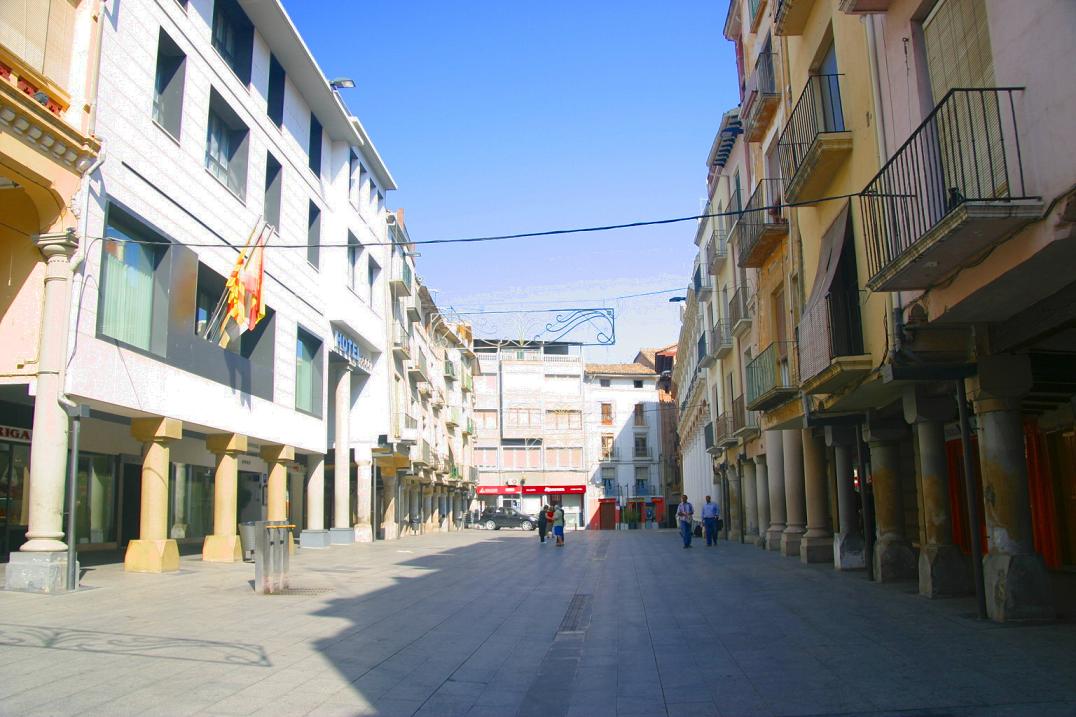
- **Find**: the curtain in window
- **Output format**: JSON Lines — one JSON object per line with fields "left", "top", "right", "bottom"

{"left": 295, "top": 335, "right": 316, "bottom": 413}
{"left": 100, "top": 238, "right": 154, "bottom": 350}
{"left": 206, "top": 112, "right": 231, "bottom": 184}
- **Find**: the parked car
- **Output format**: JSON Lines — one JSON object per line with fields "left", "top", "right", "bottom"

{"left": 479, "top": 507, "right": 537, "bottom": 531}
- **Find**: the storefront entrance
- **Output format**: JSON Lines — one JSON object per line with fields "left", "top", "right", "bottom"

{"left": 0, "top": 441, "right": 30, "bottom": 562}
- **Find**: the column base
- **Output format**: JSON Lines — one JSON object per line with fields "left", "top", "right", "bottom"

{"left": 755, "top": 533, "right": 767, "bottom": 549}
{"left": 383, "top": 523, "right": 399, "bottom": 541}
{"left": 800, "top": 534, "right": 833, "bottom": 563}
{"left": 353, "top": 524, "right": 373, "bottom": 543}
{"left": 873, "top": 536, "right": 917, "bottom": 582}
{"left": 329, "top": 527, "right": 354, "bottom": 545}
{"left": 301, "top": 529, "right": 332, "bottom": 548}
{"left": 780, "top": 528, "right": 804, "bottom": 557}
{"left": 833, "top": 532, "right": 866, "bottom": 570}
{"left": 124, "top": 539, "right": 179, "bottom": 573}
{"left": 4, "top": 551, "right": 76, "bottom": 593}
{"left": 765, "top": 527, "right": 784, "bottom": 551}
{"left": 919, "top": 544, "right": 972, "bottom": 598}
{"left": 983, "top": 552, "right": 1055, "bottom": 622}
{"left": 728, "top": 528, "right": 743, "bottom": 542}
{"left": 202, "top": 534, "right": 242, "bottom": 562}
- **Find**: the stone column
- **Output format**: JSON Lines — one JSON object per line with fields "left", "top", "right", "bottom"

{"left": 381, "top": 469, "right": 399, "bottom": 540}
{"left": 6, "top": 234, "right": 79, "bottom": 592}
{"left": 800, "top": 428, "right": 832, "bottom": 563}
{"left": 969, "top": 356, "right": 1053, "bottom": 621}
{"left": 423, "top": 484, "right": 434, "bottom": 531}
{"left": 439, "top": 487, "right": 450, "bottom": 532}
{"left": 354, "top": 460, "right": 373, "bottom": 543}
{"left": 289, "top": 465, "right": 304, "bottom": 545}
{"left": 124, "top": 417, "right": 183, "bottom": 573}
{"left": 332, "top": 366, "right": 354, "bottom": 544}
{"left": 727, "top": 463, "right": 742, "bottom": 541}
{"left": 202, "top": 433, "right": 247, "bottom": 562}
{"left": 302, "top": 455, "right": 330, "bottom": 547}
{"left": 742, "top": 458, "right": 758, "bottom": 542}
{"left": 865, "top": 419, "right": 916, "bottom": 582}
{"left": 754, "top": 456, "right": 770, "bottom": 548}
{"left": 260, "top": 444, "right": 294, "bottom": 522}
{"left": 171, "top": 462, "right": 188, "bottom": 539}
{"left": 781, "top": 429, "right": 806, "bottom": 557}
{"left": 825, "top": 426, "right": 864, "bottom": 570}
{"left": 903, "top": 387, "right": 970, "bottom": 596}
{"left": 765, "top": 430, "right": 786, "bottom": 551}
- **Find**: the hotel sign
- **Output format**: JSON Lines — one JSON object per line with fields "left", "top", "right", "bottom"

{"left": 333, "top": 330, "right": 374, "bottom": 373}
{"left": 0, "top": 424, "right": 32, "bottom": 442}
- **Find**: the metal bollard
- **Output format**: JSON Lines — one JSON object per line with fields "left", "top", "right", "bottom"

{"left": 254, "top": 520, "right": 293, "bottom": 594}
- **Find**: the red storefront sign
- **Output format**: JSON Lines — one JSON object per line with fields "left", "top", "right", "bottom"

{"left": 475, "top": 485, "right": 586, "bottom": 496}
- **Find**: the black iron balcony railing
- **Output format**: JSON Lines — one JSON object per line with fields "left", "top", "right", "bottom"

{"left": 861, "top": 87, "right": 1035, "bottom": 290}
{"left": 779, "top": 74, "right": 846, "bottom": 194}
{"left": 696, "top": 332, "right": 708, "bottom": 366}
{"left": 731, "top": 395, "right": 758, "bottom": 436}
{"left": 704, "top": 422, "right": 715, "bottom": 451}
{"left": 737, "top": 178, "right": 788, "bottom": 267}
{"left": 798, "top": 290, "right": 865, "bottom": 383}
{"left": 713, "top": 414, "right": 735, "bottom": 448}
{"left": 707, "top": 229, "right": 729, "bottom": 271}
{"left": 746, "top": 341, "right": 799, "bottom": 410}
{"left": 693, "top": 266, "right": 712, "bottom": 296}
{"left": 743, "top": 52, "right": 780, "bottom": 141}
{"left": 712, "top": 320, "right": 733, "bottom": 357}
{"left": 728, "top": 285, "right": 753, "bottom": 334}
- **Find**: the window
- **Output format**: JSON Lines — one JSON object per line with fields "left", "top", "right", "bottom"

{"left": 505, "top": 408, "right": 541, "bottom": 427}
{"left": 152, "top": 30, "right": 185, "bottom": 139}
{"left": 307, "top": 203, "right": 320, "bottom": 269}
{"left": 376, "top": 191, "right": 384, "bottom": 215}
{"left": 263, "top": 154, "right": 282, "bottom": 231}
{"left": 98, "top": 212, "right": 167, "bottom": 353}
{"left": 599, "top": 378, "right": 611, "bottom": 388}
{"left": 205, "top": 90, "right": 249, "bottom": 198}
{"left": 211, "top": 0, "right": 253, "bottom": 84}
{"left": 308, "top": 115, "right": 322, "bottom": 176}
{"left": 601, "top": 467, "right": 616, "bottom": 493}
{"left": 359, "top": 164, "right": 369, "bottom": 204}
{"left": 634, "top": 403, "right": 646, "bottom": 427}
{"left": 634, "top": 435, "right": 649, "bottom": 459}
{"left": 476, "top": 410, "right": 499, "bottom": 429}
{"left": 367, "top": 256, "right": 381, "bottom": 306}
{"left": 74, "top": 454, "right": 117, "bottom": 544}
{"left": 267, "top": 54, "right": 285, "bottom": 127}
{"left": 635, "top": 467, "right": 649, "bottom": 494}
{"left": 600, "top": 403, "right": 613, "bottom": 426}
{"left": 195, "top": 262, "right": 237, "bottom": 354}
{"left": 601, "top": 434, "right": 614, "bottom": 460}
{"left": 502, "top": 447, "right": 540, "bottom": 469}
{"left": 545, "top": 410, "right": 582, "bottom": 430}
{"left": 295, "top": 327, "right": 322, "bottom": 415}
{"left": 348, "top": 151, "right": 361, "bottom": 208}
{"left": 634, "top": 379, "right": 644, "bottom": 389}
{"left": 476, "top": 448, "right": 498, "bottom": 468}
{"left": 347, "top": 231, "right": 361, "bottom": 291}
{"left": 546, "top": 447, "right": 582, "bottom": 469}
{"left": 369, "top": 179, "right": 377, "bottom": 205}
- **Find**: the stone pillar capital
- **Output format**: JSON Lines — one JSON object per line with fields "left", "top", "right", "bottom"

{"left": 33, "top": 230, "right": 78, "bottom": 260}
{"left": 260, "top": 443, "right": 295, "bottom": 464}
{"left": 131, "top": 417, "right": 182, "bottom": 444}
{"left": 863, "top": 413, "right": 906, "bottom": 445}
{"left": 902, "top": 386, "right": 956, "bottom": 425}
{"left": 968, "top": 355, "right": 1032, "bottom": 414}
{"left": 824, "top": 425, "right": 857, "bottom": 447}
{"left": 206, "top": 433, "right": 248, "bottom": 455}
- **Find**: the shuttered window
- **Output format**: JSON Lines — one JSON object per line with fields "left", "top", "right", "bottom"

{"left": 0, "top": 0, "right": 76, "bottom": 91}
{"left": 923, "top": 0, "right": 994, "bottom": 101}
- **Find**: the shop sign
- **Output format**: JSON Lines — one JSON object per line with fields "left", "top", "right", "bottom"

{"left": 476, "top": 485, "right": 520, "bottom": 495}
{"left": 333, "top": 330, "right": 374, "bottom": 373}
{"left": 476, "top": 484, "right": 587, "bottom": 496}
{"left": 0, "top": 424, "right": 31, "bottom": 442}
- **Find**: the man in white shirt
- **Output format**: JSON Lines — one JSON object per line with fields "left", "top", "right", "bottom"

{"left": 676, "top": 494, "right": 694, "bottom": 549}
{"left": 701, "top": 495, "right": 720, "bottom": 546}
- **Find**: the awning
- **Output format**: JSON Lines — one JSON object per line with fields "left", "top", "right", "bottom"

{"left": 802, "top": 203, "right": 851, "bottom": 316}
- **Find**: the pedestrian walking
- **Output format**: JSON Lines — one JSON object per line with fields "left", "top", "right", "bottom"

{"left": 702, "top": 495, "right": 720, "bottom": 546}
{"left": 676, "top": 494, "right": 694, "bottom": 548}
{"left": 553, "top": 503, "right": 566, "bottom": 547}
{"left": 537, "top": 504, "right": 549, "bottom": 544}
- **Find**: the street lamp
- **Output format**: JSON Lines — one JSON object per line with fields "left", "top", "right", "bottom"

{"left": 329, "top": 77, "right": 355, "bottom": 91}
{"left": 668, "top": 296, "right": 687, "bottom": 303}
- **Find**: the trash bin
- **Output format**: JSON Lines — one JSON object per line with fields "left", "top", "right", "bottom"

{"left": 239, "top": 521, "right": 257, "bottom": 562}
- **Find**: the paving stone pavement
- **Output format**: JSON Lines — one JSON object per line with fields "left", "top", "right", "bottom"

{"left": 1, "top": 529, "right": 1075, "bottom": 717}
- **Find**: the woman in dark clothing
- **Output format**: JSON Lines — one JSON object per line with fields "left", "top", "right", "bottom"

{"left": 537, "top": 504, "right": 549, "bottom": 544}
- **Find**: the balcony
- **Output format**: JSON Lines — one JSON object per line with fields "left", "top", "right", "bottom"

{"left": 862, "top": 88, "right": 1041, "bottom": 292}
{"left": 446, "top": 408, "right": 461, "bottom": 427}
{"left": 743, "top": 53, "right": 780, "bottom": 142}
{"left": 838, "top": 0, "right": 893, "bottom": 13}
{"left": 692, "top": 266, "right": 713, "bottom": 300}
{"left": 736, "top": 178, "right": 788, "bottom": 268}
{"left": 405, "top": 296, "right": 421, "bottom": 322}
{"left": 704, "top": 422, "right": 715, "bottom": 453}
{"left": 460, "top": 370, "right": 474, "bottom": 393}
{"left": 463, "top": 417, "right": 475, "bottom": 436}
{"left": 602, "top": 484, "right": 621, "bottom": 500}
{"left": 708, "top": 229, "right": 729, "bottom": 273}
{"left": 729, "top": 286, "right": 753, "bottom": 337}
{"left": 779, "top": 75, "right": 853, "bottom": 204}
{"left": 631, "top": 483, "right": 659, "bottom": 498}
{"left": 398, "top": 413, "right": 419, "bottom": 443}
{"left": 392, "top": 323, "right": 411, "bottom": 358}
{"left": 697, "top": 331, "right": 716, "bottom": 369}
{"left": 798, "top": 291, "right": 871, "bottom": 394}
{"left": 633, "top": 446, "right": 653, "bottom": 460}
{"left": 416, "top": 380, "right": 431, "bottom": 397}
{"left": 600, "top": 448, "right": 619, "bottom": 463}
{"left": 746, "top": 342, "right": 799, "bottom": 411}
{"left": 712, "top": 320, "right": 733, "bottom": 359}
{"left": 774, "top": 0, "right": 818, "bottom": 36}
{"left": 413, "top": 440, "right": 433, "bottom": 467}
{"left": 408, "top": 357, "right": 429, "bottom": 380}
{"left": 731, "top": 396, "right": 760, "bottom": 440}
{"left": 390, "top": 256, "right": 414, "bottom": 296}
{"left": 714, "top": 414, "right": 737, "bottom": 450}
{"left": 444, "top": 360, "right": 457, "bottom": 381}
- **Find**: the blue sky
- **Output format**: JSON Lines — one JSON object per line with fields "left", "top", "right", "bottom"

{"left": 285, "top": 1, "right": 740, "bottom": 360}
